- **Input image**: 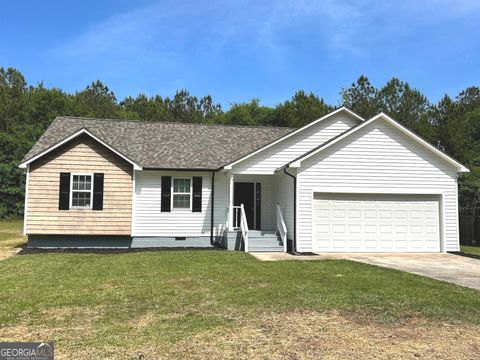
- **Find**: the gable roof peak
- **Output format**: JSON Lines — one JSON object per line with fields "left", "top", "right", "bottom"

{"left": 222, "top": 106, "right": 364, "bottom": 169}
{"left": 286, "top": 111, "right": 468, "bottom": 173}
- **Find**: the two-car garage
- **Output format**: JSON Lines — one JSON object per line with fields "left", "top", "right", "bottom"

{"left": 285, "top": 114, "right": 466, "bottom": 254}
{"left": 312, "top": 193, "right": 441, "bottom": 253}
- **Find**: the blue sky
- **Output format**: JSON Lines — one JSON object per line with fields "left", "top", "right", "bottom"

{"left": 1, "top": 0, "right": 479, "bottom": 108}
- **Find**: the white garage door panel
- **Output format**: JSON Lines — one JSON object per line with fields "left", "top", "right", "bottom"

{"left": 313, "top": 193, "right": 440, "bottom": 252}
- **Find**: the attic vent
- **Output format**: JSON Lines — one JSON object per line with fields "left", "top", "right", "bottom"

{"left": 175, "top": 237, "right": 186, "bottom": 241}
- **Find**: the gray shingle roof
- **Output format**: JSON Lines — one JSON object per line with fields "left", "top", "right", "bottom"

{"left": 22, "top": 116, "right": 295, "bottom": 170}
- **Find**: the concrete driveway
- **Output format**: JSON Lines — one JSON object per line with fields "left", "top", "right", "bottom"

{"left": 251, "top": 252, "right": 480, "bottom": 290}
{"left": 331, "top": 253, "right": 480, "bottom": 290}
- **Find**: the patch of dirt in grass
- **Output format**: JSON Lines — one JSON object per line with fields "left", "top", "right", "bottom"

{"left": 0, "top": 306, "right": 105, "bottom": 342}
{"left": 100, "top": 282, "right": 125, "bottom": 290}
{"left": 128, "top": 313, "right": 157, "bottom": 328}
{"left": 0, "top": 323, "right": 56, "bottom": 341}
{"left": 0, "top": 247, "right": 22, "bottom": 260}
{"left": 0, "top": 224, "right": 26, "bottom": 260}
{"left": 1, "top": 310, "right": 479, "bottom": 359}
{"left": 166, "top": 310, "right": 480, "bottom": 359}
{"left": 41, "top": 305, "right": 105, "bottom": 324}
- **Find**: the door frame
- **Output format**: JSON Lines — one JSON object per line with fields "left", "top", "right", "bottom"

{"left": 234, "top": 181, "right": 261, "bottom": 230}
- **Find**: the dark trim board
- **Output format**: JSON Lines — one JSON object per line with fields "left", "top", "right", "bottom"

{"left": 132, "top": 236, "right": 221, "bottom": 248}
{"left": 28, "top": 235, "right": 133, "bottom": 248}
{"left": 28, "top": 235, "right": 223, "bottom": 249}
{"left": 144, "top": 167, "right": 218, "bottom": 171}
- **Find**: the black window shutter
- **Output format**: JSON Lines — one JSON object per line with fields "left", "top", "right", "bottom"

{"left": 192, "top": 176, "right": 202, "bottom": 212}
{"left": 92, "top": 173, "right": 104, "bottom": 210}
{"left": 58, "top": 172, "right": 70, "bottom": 210}
{"left": 161, "top": 176, "right": 171, "bottom": 212}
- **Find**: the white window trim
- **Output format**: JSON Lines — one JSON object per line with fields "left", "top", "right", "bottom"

{"left": 171, "top": 177, "right": 192, "bottom": 211}
{"left": 70, "top": 173, "right": 94, "bottom": 209}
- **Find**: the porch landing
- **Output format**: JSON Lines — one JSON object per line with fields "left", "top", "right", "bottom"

{"left": 223, "top": 230, "right": 284, "bottom": 252}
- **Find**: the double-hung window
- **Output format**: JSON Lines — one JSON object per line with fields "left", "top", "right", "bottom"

{"left": 172, "top": 178, "right": 191, "bottom": 209}
{"left": 71, "top": 174, "right": 93, "bottom": 208}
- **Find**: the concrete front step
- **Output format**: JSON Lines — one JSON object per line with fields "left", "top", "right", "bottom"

{"left": 249, "top": 230, "right": 277, "bottom": 236}
{"left": 249, "top": 238, "right": 282, "bottom": 245}
{"left": 248, "top": 235, "right": 278, "bottom": 241}
{"left": 248, "top": 230, "right": 283, "bottom": 252}
{"left": 248, "top": 237, "right": 283, "bottom": 252}
{"left": 249, "top": 248, "right": 284, "bottom": 252}
{"left": 223, "top": 230, "right": 284, "bottom": 252}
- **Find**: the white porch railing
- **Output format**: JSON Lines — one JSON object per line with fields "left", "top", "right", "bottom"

{"left": 231, "top": 205, "right": 240, "bottom": 230}
{"left": 277, "top": 204, "right": 287, "bottom": 253}
{"left": 240, "top": 204, "right": 249, "bottom": 252}
{"left": 232, "top": 204, "right": 249, "bottom": 252}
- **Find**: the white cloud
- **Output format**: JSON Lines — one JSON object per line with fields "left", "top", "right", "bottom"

{"left": 50, "top": 0, "right": 480, "bottom": 78}
{"left": 52, "top": 1, "right": 367, "bottom": 62}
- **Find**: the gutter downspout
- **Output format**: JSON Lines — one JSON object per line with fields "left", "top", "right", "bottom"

{"left": 210, "top": 170, "right": 216, "bottom": 245}
{"left": 283, "top": 166, "right": 298, "bottom": 254}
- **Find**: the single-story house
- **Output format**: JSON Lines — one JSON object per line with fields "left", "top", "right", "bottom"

{"left": 19, "top": 107, "right": 468, "bottom": 253}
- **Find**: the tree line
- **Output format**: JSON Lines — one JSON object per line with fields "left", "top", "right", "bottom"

{"left": 1, "top": 68, "right": 479, "bottom": 218}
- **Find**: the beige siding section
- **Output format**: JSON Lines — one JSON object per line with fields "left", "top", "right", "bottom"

{"left": 27, "top": 135, "right": 133, "bottom": 235}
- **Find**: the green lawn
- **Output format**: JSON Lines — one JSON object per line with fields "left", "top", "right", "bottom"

{"left": 0, "top": 220, "right": 26, "bottom": 248}
{"left": 0, "top": 221, "right": 479, "bottom": 358}
{"left": 461, "top": 245, "right": 480, "bottom": 255}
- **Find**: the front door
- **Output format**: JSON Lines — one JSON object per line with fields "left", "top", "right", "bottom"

{"left": 234, "top": 182, "right": 261, "bottom": 230}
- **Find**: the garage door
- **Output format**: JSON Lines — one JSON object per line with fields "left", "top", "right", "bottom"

{"left": 313, "top": 193, "right": 441, "bottom": 252}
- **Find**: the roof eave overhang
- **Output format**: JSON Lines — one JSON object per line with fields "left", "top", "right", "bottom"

{"left": 18, "top": 128, "right": 143, "bottom": 171}
{"left": 142, "top": 167, "right": 221, "bottom": 171}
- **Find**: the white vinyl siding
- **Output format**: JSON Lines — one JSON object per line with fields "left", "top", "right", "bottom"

{"left": 133, "top": 170, "right": 229, "bottom": 237}
{"left": 231, "top": 113, "right": 359, "bottom": 174}
{"left": 273, "top": 171, "right": 295, "bottom": 238}
{"left": 133, "top": 171, "right": 278, "bottom": 236}
{"left": 213, "top": 173, "right": 229, "bottom": 236}
{"left": 297, "top": 119, "right": 460, "bottom": 252}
